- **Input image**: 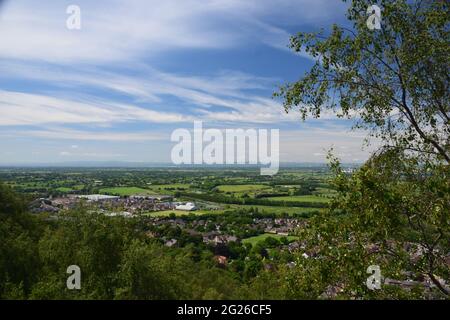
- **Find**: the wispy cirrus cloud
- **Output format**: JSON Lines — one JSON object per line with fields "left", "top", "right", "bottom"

{"left": 1, "top": 59, "right": 352, "bottom": 125}
{"left": 0, "top": 0, "right": 346, "bottom": 63}
{"left": 0, "top": 0, "right": 360, "bottom": 163}
{"left": 0, "top": 90, "right": 194, "bottom": 126}
{"left": 0, "top": 62, "right": 302, "bottom": 125}
{"left": 22, "top": 128, "right": 167, "bottom": 142}
{"left": 0, "top": 1, "right": 235, "bottom": 63}
{"left": 0, "top": 0, "right": 347, "bottom": 125}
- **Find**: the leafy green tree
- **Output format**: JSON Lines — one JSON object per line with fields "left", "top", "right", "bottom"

{"left": 0, "top": 184, "right": 41, "bottom": 299}
{"left": 276, "top": 0, "right": 449, "bottom": 163}
{"left": 115, "top": 240, "right": 182, "bottom": 299}
{"left": 287, "top": 152, "right": 448, "bottom": 299}
{"left": 277, "top": 0, "right": 449, "bottom": 298}
{"left": 31, "top": 209, "right": 134, "bottom": 299}
{"left": 245, "top": 269, "right": 289, "bottom": 300}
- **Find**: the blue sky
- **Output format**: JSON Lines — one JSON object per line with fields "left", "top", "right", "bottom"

{"left": 0, "top": 0, "right": 378, "bottom": 164}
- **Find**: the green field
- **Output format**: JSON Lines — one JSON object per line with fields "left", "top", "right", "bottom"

{"left": 216, "top": 184, "right": 270, "bottom": 193}
{"left": 266, "top": 195, "right": 330, "bottom": 203}
{"left": 55, "top": 187, "right": 74, "bottom": 192}
{"left": 55, "top": 184, "right": 85, "bottom": 193}
{"left": 99, "top": 187, "right": 157, "bottom": 196}
{"left": 101, "top": 184, "right": 191, "bottom": 196}
{"left": 313, "top": 187, "right": 337, "bottom": 196}
{"left": 242, "top": 233, "right": 299, "bottom": 246}
{"left": 231, "top": 204, "right": 322, "bottom": 216}
{"left": 146, "top": 184, "right": 191, "bottom": 192}
{"left": 142, "top": 209, "right": 224, "bottom": 217}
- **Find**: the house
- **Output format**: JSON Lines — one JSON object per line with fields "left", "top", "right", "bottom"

{"left": 288, "top": 241, "right": 300, "bottom": 252}
{"left": 145, "top": 231, "right": 156, "bottom": 238}
{"left": 214, "top": 255, "right": 228, "bottom": 266}
{"left": 157, "top": 195, "right": 173, "bottom": 201}
{"left": 202, "top": 231, "right": 220, "bottom": 244}
{"left": 265, "top": 228, "right": 277, "bottom": 234}
{"left": 320, "top": 283, "right": 345, "bottom": 299}
{"left": 165, "top": 239, "right": 178, "bottom": 247}
{"left": 29, "top": 198, "right": 60, "bottom": 214}
{"left": 105, "top": 211, "right": 132, "bottom": 217}
{"left": 212, "top": 235, "right": 238, "bottom": 246}
{"left": 286, "top": 262, "right": 296, "bottom": 269}
{"left": 175, "top": 202, "right": 197, "bottom": 211}
{"left": 202, "top": 232, "right": 237, "bottom": 245}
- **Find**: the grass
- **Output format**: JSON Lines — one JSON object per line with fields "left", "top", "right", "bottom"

{"left": 55, "top": 185, "right": 85, "bottom": 193}
{"left": 313, "top": 187, "right": 337, "bottom": 196}
{"left": 55, "top": 187, "right": 73, "bottom": 192}
{"left": 142, "top": 205, "right": 321, "bottom": 218}
{"left": 266, "top": 195, "right": 330, "bottom": 203}
{"left": 216, "top": 184, "right": 270, "bottom": 193}
{"left": 99, "top": 187, "right": 157, "bottom": 196}
{"left": 231, "top": 204, "right": 323, "bottom": 216}
{"left": 146, "top": 184, "right": 191, "bottom": 192}
{"left": 242, "top": 233, "right": 299, "bottom": 246}
{"left": 148, "top": 183, "right": 191, "bottom": 189}
{"left": 142, "top": 209, "right": 224, "bottom": 217}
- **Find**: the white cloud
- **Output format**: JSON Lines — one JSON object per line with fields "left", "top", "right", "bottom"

{"left": 59, "top": 151, "right": 125, "bottom": 158}
{"left": 0, "top": 0, "right": 350, "bottom": 128}
{"left": 7, "top": 127, "right": 167, "bottom": 142}
{"left": 0, "top": 0, "right": 345, "bottom": 63}
{"left": 0, "top": 90, "right": 194, "bottom": 126}
{"left": 0, "top": 1, "right": 234, "bottom": 63}
{"left": 279, "top": 127, "right": 380, "bottom": 163}
{"left": 0, "top": 1, "right": 363, "bottom": 164}
{"left": 0, "top": 62, "right": 335, "bottom": 125}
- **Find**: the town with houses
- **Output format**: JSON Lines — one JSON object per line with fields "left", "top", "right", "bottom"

{"left": 28, "top": 192, "right": 308, "bottom": 268}
{"left": 26, "top": 191, "right": 449, "bottom": 296}
{"left": 30, "top": 194, "right": 180, "bottom": 215}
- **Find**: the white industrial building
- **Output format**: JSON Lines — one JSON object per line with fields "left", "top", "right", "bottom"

{"left": 78, "top": 194, "right": 120, "bottom": 201}
{"left": 175, "top": 202, "right": 197, "bottom": 211}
